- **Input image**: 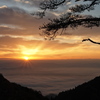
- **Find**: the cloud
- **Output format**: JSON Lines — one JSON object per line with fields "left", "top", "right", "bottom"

{"left": 0, "top": 35, "right": 80, "bottom": 49}
{"left": 0, "top": 0, "right": 41, "bottom": 15}
{"left": 0, "top": 35, "right": 82, "bottom": 59}
{"left": 0, "top": 24, "right": 23, "bottom": 29}
{"left": 0, "top": 5, "right": 7, "bottom": 9}
{"left": 0, "top": 0, "right": 100, "bottom": 59}
{"left": 0, "top": 6, "right": 47, "bottom": 36}
{"left": 66, "top": 2, "right": 71, "bottom": 5}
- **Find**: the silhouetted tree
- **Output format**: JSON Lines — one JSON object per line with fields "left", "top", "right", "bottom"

{"left": 39, "top": 0, "right": 100, "bottom": 44}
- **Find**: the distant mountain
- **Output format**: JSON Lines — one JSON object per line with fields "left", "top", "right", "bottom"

{"left": 54, "top": 76, "right": 100, "bottom": 100}
{"left": 0, "top": 73, "right": 47, "bottom": 100}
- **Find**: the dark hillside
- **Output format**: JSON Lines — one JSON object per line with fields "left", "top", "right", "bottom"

{"left": 1, "top": 73, "right": 100, "bottom": 100}
{"left": 0, "top": 73, "right": 47, "bottom": 100}
{"left": 54, "top": 76, "right": 100, "bottom": 100}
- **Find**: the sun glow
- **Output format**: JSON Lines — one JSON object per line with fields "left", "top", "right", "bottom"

{"left": 18, "top": 45, "right": 42, "bottom": 60}
{"left": 24, "top": 57, "right": 29, "bottom": 60}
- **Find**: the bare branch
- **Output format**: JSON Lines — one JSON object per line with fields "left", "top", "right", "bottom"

{"left": 82, "top": 38, "right": 100, "bottom": 45}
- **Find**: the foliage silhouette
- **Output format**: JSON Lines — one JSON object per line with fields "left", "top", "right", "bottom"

{"left": 38, "top": 0, "right": 100, "bottom": 44}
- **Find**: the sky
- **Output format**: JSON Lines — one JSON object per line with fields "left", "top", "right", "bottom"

{"left": 0, "top": 0, "right": 100, "bottom": 60}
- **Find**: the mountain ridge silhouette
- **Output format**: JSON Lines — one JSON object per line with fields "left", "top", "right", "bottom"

{"left": 54, "top": 76, "right": 100, "bottom": 100}
{"left": 0, "top": 73, "right": 100, "bottom": 100}
{"left": 0, "top": 73, "right": 47, "bottom": 100}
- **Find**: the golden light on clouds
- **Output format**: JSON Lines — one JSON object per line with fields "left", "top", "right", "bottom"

{"left": 21, "top": 47, "right": 39, "bottom": 55}
{"left": 0, "top": 34, "right": 100, "bottom": 60}
{"left": 18, "top": 45, "right": 40, "bottom": 60}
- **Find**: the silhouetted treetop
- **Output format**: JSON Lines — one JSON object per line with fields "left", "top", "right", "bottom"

{"left": 39, "top": 0, "right": 100, "bottom": 41}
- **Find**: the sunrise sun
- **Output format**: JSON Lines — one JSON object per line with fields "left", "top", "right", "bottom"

{"left": 24, "top": 57, "right": 29, "bottom": 60}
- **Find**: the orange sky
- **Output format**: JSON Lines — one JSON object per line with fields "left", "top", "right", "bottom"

{"left": 1, "top": 33, "right": 100, "bottom": 60}
{"left": 0, "top": 0, "right": 100, "bottom": 60}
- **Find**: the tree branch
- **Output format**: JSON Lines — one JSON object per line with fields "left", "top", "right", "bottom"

{"left": 40, "top": 14, "right": 100, "bottom": 31}
{"left": 70, "top": 0, "right": 100, "bottom": 13}
{"left": 82, "top": 38, "right": 100, "bottom": 45}
{"left": 40, "top": 0, "right": 66, "bottom": 10}
{"left": 40, "top": 13, "right": 100, "bottom": 39}
{"left": 38, "top": 0, "right": 100, "bottom": 42}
